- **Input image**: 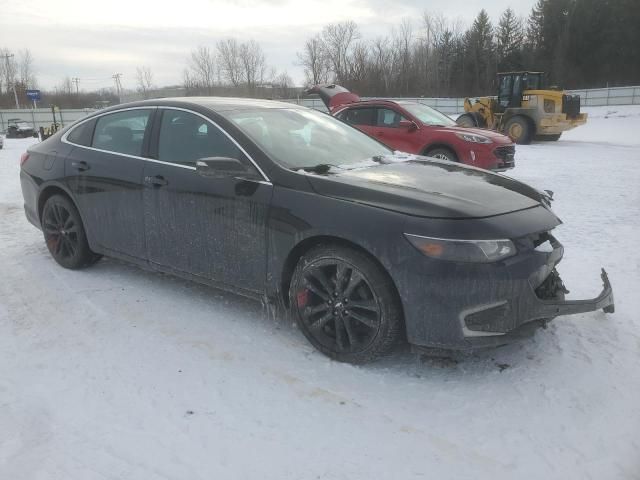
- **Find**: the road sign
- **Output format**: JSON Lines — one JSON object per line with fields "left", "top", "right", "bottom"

{"left": 26, "top": 89, "right": 41, "bottom": 100}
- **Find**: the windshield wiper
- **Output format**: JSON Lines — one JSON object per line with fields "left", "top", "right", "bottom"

{"left": 294, "top": 164, "right": 341, "bottom": 174}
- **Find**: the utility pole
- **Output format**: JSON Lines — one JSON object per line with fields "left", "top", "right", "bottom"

{"left": 72, "top": 77, "right": 80, "bottom": 95}
{"left": 112, "top": 73, "right": 123, "bottom": 101}
{"left": 1, "top": 52, "right": 19, "bottom": 109}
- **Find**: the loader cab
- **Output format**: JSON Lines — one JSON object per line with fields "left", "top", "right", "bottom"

{"left": 497, "top": 72, "right": 545, "bottom": 111}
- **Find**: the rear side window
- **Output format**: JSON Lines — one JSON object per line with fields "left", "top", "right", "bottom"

{"left": 157, "top": 109, "right": 252, "bottom": 169}
{"left": 92, "top": 109, "right": 152, "bottom": 156}
{"left": 66, "top": 119, "right": 96, "bottom": 146}
{"left": 338, "top": 108, "right": 375, "bottom": 126}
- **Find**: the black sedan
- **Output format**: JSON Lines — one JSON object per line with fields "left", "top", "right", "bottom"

{"left": 7, "top": 118, "right": 36, "bottom": 138}
{"left": 19, "top": 98, "right": 614, "bottom": 363}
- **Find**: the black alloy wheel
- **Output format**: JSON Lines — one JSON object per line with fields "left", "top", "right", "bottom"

{"left": 42, "top": 195, "right": 101, "bottom": 269}
{"left": 290, "top": 245, "right": 403, "bottom": 363}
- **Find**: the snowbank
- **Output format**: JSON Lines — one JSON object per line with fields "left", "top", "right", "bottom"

{"left": 1, "top": 106, "right": 639, "bottom": 479}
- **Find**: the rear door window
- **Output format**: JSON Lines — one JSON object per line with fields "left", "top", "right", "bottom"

{"left": 67, "top": 118, "right": 96, "bottom": 146}
{"left": 92, "top": 109, "right": 152, "bottom": 156}
{"left": 338, "top": 108, "right": 375, "bottom": 126}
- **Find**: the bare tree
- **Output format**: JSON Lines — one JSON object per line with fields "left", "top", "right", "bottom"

{"left": 296, "top": 34, "right": 330, "bottom": 86}
{"left": 136, "top": 66, "right": 154, "bottom": 98}
{"left": 371, "top": 37, "right": 393, "bottom": 94}
{"left": 217, "top": 39, "right": 243, "bottom": 87}
{"left": 394, "top": 18, "right": 414, "bottom": 94}
{"left": 322, "top": 21, "right": 360, "bottom": 84}
{"left": 239, "top": 40, "right": 267, "bottom": 93}
{"left": 18, "top": 49, "right": 36, "bottom": 88}
{"left": 272, "top": 71, "right": 294, "bottom": 98}
{"left": 187, "top": 46, "right": 216, "bottom": 94}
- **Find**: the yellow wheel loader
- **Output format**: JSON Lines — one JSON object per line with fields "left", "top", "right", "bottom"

{"left": 457, "top": 71, "right": 587, "bottom": 144}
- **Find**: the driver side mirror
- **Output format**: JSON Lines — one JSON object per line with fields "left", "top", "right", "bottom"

{"left": 196, "top": 157, "right": 256, "bottom": 179}
{"left": 399, "top": 119, "right": 419, "bottom": 132}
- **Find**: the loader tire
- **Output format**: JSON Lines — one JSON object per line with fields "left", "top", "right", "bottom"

{"left": 456, "top": 114, "right": 477, "bottom": 128}
{"left": 535, "top": 133, "right": 562, "bottom": 141}
{"left": 504, "top": 116, "right": 533, "bottom": 145}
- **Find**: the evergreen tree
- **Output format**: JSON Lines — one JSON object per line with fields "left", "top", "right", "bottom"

{"left": 497, "top": 8, "right": 524, "bottom": 72}
{"left": 465, "top": 9, "right": 495, "bottom": 94}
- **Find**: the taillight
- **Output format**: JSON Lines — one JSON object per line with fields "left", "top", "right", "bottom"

{"left": 20, "top": 152, "right": 29, "bottom": 167}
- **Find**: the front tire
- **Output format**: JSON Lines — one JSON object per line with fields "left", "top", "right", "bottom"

{"left": 42, "top": 195, "right": 101, "bottom": 269}
{"left": 289, "top": 245, "right": 403, "bottom": 364}
{"left": 504, "top": 116, "right": 533, "bottom": 144}
{"left": 425, "top": 147, "right": 458, "bottom": 162}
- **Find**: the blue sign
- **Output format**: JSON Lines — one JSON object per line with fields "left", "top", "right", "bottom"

{"left": 26, "top": 89, "right": 41, "bottom": 100}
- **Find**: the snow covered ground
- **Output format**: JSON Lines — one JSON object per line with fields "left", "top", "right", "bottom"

{"left": 1, "top": 105, "right": 639, "bottom": 480}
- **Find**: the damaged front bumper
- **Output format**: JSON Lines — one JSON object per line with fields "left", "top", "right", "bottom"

{"left": 533, "top": 268, "right": 614, "bottom": 318}
{"left": 456, "top": 267, "right": 615, "bottom": 350}
{"left": 399, "top": 230, "right": 615, "bottom": 351}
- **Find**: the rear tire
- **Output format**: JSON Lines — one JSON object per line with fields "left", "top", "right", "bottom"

{"left": 425, "top": 147, "right": 458, "bottom": 162}
{"left": 535, "top": 133, "right": 562, "bottom": 141}
{"left": 42, "top": 195, "right": 102, "bottom": 269}
{"left": 289, "top": 244, "right": 403, "bottom": 364}
{"left": 504, "top": 116, "right": 533, "bottom": 145}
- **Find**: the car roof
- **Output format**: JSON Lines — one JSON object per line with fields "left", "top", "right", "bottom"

{"left": 338, "top": 99, "right": 404, "bottom": 109}
{"left": 96, "top": 97, "right": 305, "bottom": 114}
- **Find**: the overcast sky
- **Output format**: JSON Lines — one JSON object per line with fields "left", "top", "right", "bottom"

{"left": 1, "top": 0, "right": 536, "bottom": 91}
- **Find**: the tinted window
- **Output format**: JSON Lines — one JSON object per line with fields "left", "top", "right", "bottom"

{"left": 375, "top": 108, "right": 407, "bottom": 128}
{"left": 338, "top": 108, "right": 375, "bottom": 126}
{"left": 158, "top": 109, "right": 249, "bottom": 168}
{"left": 67, "top": 119, "right": 96, "bottom": 146}
{"left": 498, "top": 75, "right": 513, "bottom": 108}
{"left": 92, "top": 109, "right": 152, "bottom": 156}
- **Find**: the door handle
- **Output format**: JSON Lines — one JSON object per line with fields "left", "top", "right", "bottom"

{"left": 71, "top": 161, "right": 90, "bottom": 171}
{"left": 144, "top": 175, "right": 168, "bottom": 187}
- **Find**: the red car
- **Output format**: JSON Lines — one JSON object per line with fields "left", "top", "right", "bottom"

{"left": 308, "top": 85, "right": 515, "bottom": 172}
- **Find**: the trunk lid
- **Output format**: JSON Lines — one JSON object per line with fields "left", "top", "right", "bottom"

{"left": 306, "top": 84, "right": 361, "bottom": 112}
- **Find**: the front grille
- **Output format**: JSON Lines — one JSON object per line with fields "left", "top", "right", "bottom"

{"left": 562, "top": 94, "right": 581, "bottom": 118}
{"left": 493, "top": 145, "right": 515, "bottom": 168}
{"left": 494, "top": 145, "right": 515, "bottom": 161}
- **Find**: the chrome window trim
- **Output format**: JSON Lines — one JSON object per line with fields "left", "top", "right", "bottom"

{"left": 61, "top": 105, "right": 272, "bottom": 182}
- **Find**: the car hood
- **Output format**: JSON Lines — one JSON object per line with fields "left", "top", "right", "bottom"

{"left": 305, "top": 157, "right": 549, "bottom": 219}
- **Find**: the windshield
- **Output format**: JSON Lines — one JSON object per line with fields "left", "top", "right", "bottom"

{"left": 398, "top": 102, "right": 456, "bottom": 127}
{"left": 227, "top": 108, "right": 391, "bottom": 170}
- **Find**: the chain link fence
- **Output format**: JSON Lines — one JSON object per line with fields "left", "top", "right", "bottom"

{"left": 2, "top": 86, "right": 638, "bottom": 132}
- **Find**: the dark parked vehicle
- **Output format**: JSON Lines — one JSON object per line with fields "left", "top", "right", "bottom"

{"left": 19, "top": 98, "right": 614, "bottom": 363}
{"left": 6, "top": 118, "right": 36, "bottom": 138}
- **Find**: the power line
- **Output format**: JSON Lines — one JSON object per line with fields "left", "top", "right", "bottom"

{"left": 112, "top": 73, "right": 123, "bottom": 99}
{"left": 71, "top": 77, "right": 80, "bottom": 95}
{"left": 1, "top": 52, "right": 19, "bottom": 109}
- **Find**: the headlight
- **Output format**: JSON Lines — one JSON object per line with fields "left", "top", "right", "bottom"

{"left": 405, "top": 234, "right": 516, "bottom": 263}
{"left": 455, "top": 132, "right": 492, "bottom": 144}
